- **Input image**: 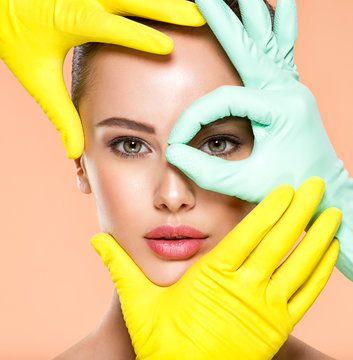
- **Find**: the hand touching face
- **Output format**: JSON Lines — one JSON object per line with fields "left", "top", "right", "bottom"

{"left": 74, "top": 23, "right": 255, "bottom": 286}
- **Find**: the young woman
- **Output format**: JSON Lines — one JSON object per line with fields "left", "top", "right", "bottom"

{"left": 51, "top": 1, "right": 337, "bottom": 358}
{"left": 1, "top": 0, "right": 351, "bottom": 359}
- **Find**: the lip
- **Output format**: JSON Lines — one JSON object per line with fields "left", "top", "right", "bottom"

{"left": 144, "top": 224, "right": 208, "bottom": 259}
{"left": 145, "top": 224, "right": 207, "bottom": 240}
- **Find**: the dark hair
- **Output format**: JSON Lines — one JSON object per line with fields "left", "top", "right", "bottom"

{"left": 71, "top": 0, "right": 275, "bottom": 112}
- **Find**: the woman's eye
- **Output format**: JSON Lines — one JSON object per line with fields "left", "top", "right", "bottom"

{"left": 199, "top": 136, "right": 241, "bottom": 157}
{"left": 108, "top": 137, "right": 150, "bottom": 158}
{"left": 122, "top": 140, "right": 143, "bottom": 153}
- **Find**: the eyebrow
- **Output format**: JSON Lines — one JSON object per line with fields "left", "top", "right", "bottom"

{"left": 96, "top": 117, "right": 155, "bottom": 134}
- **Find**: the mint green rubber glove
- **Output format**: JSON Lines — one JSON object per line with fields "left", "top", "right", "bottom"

{"left": 165, "top": 0, "right": 353, "bottom": 280}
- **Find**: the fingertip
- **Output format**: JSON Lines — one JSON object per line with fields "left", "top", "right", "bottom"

{"left": 66, "top": 140, "right": 84, "bottom": 159}
{"left": 90, "top": 232, "right": 111, "bottom": 247}
{"left": 331, "top": 238, "right": 340, "bottom": 255}
{"left": 322, "top": 238, "right": 340, "bottom": 272}
{"left": 152, "top": 35, "right": 175, "bottom": 55}
{"left": 168, "top": 116, "right": 201, "bottom": 144}
{"left": 167, "top": 132, "right": 184, "bottom": 145}
{"left": 165, "top": 143, "right": 190, "bottom": 166}
{"left": 273, "top": 183, "right": 295, "bottom": 202}
{"left": 165, "top": 144, "right": 215, "bottom": 189}
{"left": 59, "top": 131, "right": 76, "bottom": 160}
{"left": 256, "top": 183, "right": 294, "bottom": 218}
{"left": 167, "top": 128, "right": 180, "bottom": 144}
{"left": 135, "top": 28, "right": 175, "bottom": 55}
{"left": 55, "top": 105, "right": 85, "bottom": 159}
{"left": 188, "top": 2, "right": 207, "bottom": 26}
{"left": 298, "top": 176, "right": 325, "bottom": 198}
{"left": 167, "top": 123, "right": 190, "bottom": 144}
{"left": 324, "top": 207, "right": 343, "bottom": 224}
{"left": 307, "top": 176, "right": 325, "bottom": 188}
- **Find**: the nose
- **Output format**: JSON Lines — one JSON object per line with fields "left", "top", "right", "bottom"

{"left": 153, "top": 162, "right": 196, "bottom": 213}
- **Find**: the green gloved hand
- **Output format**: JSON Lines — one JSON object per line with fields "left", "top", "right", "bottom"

{"left": 166, "top": 0, "right": 353, "bottom": 280}
{"left": 0, "top": 0, "right": 205, "bottom": 159}
{"left": 91, "top": 177, "right": 341, "bottom": 360}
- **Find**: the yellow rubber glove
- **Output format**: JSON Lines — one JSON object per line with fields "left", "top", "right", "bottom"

{"left": 91, "top": 177, "right": 341, "bottom": 360}
{"left": 0, "top": 0, "right": 205, "bottom": 159}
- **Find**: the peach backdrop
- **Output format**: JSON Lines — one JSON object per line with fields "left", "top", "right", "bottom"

{"left": 1, "top": 1, "right": 353, "bottom": 359}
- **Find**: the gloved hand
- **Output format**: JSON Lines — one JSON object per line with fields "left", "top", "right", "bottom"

{"left": 91, "top": 177, "right": 341, "bottom": 360}
{"left": 0, "top": 0, "right": 205, "bottom": 159}
{"left": 165, "top": 0, "right": 353, "bottom": 280}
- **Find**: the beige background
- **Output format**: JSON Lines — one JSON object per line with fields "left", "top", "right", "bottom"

{"left": 1, "top": 0, "right": 353, "bottom": 359}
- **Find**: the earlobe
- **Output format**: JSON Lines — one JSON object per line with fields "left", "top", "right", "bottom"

{"left": 74, "top": 155, "right": 92, "bottom": 194}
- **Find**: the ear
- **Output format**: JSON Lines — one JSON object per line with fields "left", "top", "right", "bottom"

{"left": 74, "top": 154, "right": 92, "bottom": 194}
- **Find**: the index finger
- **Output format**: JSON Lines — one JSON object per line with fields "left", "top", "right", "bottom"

{"left": 103, "top": 0, "right": 206, "bottom": 26}
{"left": 195, "top": 0, "right": 282, "bottom": 88}
{"left": 196, "top": 183, "right": 294, "bottom": 273}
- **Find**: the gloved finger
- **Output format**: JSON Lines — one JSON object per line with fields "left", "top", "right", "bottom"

{"left": 168, "top": 86, "right": 273, "bottom": 145}
{"left": 288, "top": 238, "right": 339, "bottom": 326}
{"left": 196, "top": 183, "right": 294, "bottom": 273}
{"left": 241, "top": 177, "right": 325, "bottom": 280}
{"left": 272, "top": 207, "right": 342, "bottom": 300}
{"left": 273, "top": 0, "right": 298, "bottom": 70}
{"left": 195, "top": 0, "right": 281, "bottom": 88}
{"left": 237, "top": 0, "right": 274, "bottom": 54}
{"left": 15, "top": 58, "right": 84, "bottom": 159}
{"left": 77, "top": 11, "right": 175, "bottom": 54}
{"left": 166, "top": 144, "right": 264, "bottom": 203}
{"left": 103, "top": 0, "right": 205, "bottom": 26}
{"left": 335, "top": 224, "right": 353, "bottom": 281}
{"left": 90, "top": 233, "right": 156, "bottom": 298}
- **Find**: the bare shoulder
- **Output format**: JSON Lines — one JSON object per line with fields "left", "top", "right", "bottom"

{"left": 273, "top": 335, "right": 335, "bottom": 360}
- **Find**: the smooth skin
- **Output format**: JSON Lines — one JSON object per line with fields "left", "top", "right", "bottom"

{"left": 166, "top": 0, "right": 353, "bottom": 281}
{"left": 53, "top": 21, "right": 336, "bottom": 359}
{"left": 91, "top": 178, "right": 341, "bottom": 359}
{"left": 0, "top": 0, "right": 205, "bottom": 158}
{"left": 74, "top": 23, "right": 255, "bottom": 287}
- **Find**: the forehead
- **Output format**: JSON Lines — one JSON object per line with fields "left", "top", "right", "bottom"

{"left": 80, "top": 24, "right": 242, "bottom": 131}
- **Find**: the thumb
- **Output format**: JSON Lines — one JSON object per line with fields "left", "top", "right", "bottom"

{"left": 165, "top": 143, "right": 261, "bottom": 202}
{"left": 90, "top": 233, "right": 157, "bottom": 298}
{"left": 34, "top": 60, "right": 84, "bottom": 159}
{"left": 9, "top": 54, "right": 84, "bottom": 159}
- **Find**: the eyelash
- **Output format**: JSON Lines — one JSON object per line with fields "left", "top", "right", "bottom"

{"left": 107, "top": 135, "right": 242, "bottom": 159}
{"left": 199, "top": 134, "right": 242, "bottom": 158}
{"left": 107, "top": 136, "right": 149, "bottom": 159}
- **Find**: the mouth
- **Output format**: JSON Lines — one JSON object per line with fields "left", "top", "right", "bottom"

{"left": 144, "top": 224, "right": 208, "bottom": 259}
{"left": 156, "top": 236, "right": 191, "bottom": 240}
{"left": 144, "top": 224, "right": 208, "bottom": 240}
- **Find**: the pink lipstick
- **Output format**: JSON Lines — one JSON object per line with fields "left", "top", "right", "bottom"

{"left": 144, "top": 224, "right": 208, "bottom": 259}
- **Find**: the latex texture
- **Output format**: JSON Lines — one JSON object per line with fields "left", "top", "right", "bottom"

{"left": 91, "top": 177, "right": 341, "bottom": 360}
{"left": 0, "top": 0, "right": 205, "bottom": 158}
{"left": 166, "top": 0, "right": 353, "bottom": 281}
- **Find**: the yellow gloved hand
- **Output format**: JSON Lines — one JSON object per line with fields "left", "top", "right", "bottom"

{"left": 0, "top": 0, "right": 205, "bottom": 159}
{"left": 91, "top": 177, "right": 341, "bottom": 360}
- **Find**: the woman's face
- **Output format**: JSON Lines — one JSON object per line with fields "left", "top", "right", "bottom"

{"left": 75, "top": 23, "right": 256, "bottom": 286}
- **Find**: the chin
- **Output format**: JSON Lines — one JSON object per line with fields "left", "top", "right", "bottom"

{"left": 143, "top": 258, "right": 196, "bottom": 287}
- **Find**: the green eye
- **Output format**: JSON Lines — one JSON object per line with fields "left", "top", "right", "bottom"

{"left": 123, "top": 140, "right": 142, "bottom": 153}
{"left": 108, "top": 136, "right": 150, "bottom": 158}
{"left": 199, "top": 135, "right": 242, "bottom": 157}
{"left": 207, "top": 139, "right": 227, "bottom": 153}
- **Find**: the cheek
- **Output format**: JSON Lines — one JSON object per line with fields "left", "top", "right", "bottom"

{"left": 86, "top": 158, "right": 152, "bottom": 233}
{"left": 199, "top": 190, "right": 256, "bottom": 239}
